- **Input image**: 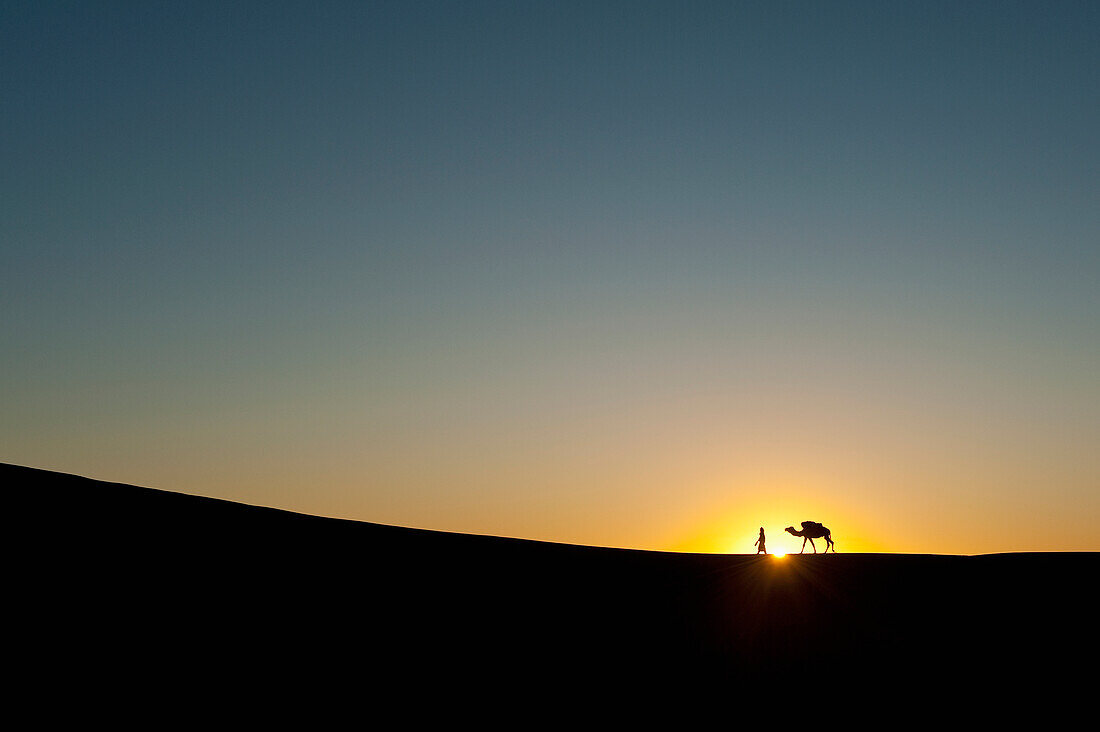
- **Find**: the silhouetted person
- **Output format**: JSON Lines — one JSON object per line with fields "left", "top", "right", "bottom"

{"left": 754, "top": 527, "right": 767, "bottom": 554}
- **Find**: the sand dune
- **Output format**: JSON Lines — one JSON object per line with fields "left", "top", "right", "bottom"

{"left": 9, "top": 462, "right": 1094, "bottom": 701}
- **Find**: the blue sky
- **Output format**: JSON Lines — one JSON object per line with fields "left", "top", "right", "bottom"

{"left": 3, "top": 2, "right": 1098, "bottom": 551}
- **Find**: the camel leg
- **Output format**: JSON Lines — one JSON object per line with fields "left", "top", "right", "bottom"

{"left": 809, "top": 538, "right": 817, "bottom": 553}
{"left": 800, "top": 537, "right": 807, "bottom": 553}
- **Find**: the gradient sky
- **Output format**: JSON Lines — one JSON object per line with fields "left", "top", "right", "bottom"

{"left": 3, "top": 1, "right": 1098, "bottom": 553}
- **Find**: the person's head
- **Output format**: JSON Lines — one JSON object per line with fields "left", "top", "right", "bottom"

{"left": 759, "top": 527, "right": 764, "bottom": 533}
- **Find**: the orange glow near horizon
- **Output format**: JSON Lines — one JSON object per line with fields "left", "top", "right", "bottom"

{"left": 16, "top": 443, "right": 1100, "bottom": 555}
{"left": 661, "top": 473, "right": 895, "bottom": 555}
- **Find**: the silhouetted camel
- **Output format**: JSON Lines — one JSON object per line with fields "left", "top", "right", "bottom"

{"left": 784, "top": 522, "right": 836, "bottom": 553}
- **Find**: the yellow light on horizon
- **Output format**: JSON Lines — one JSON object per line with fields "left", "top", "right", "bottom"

{"left": 772, "top": 551, "right": 786, "bottom": 558}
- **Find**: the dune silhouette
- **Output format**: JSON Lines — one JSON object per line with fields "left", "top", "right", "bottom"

{"left": 8, "top": 462, "right": 1094, "bottom": 701}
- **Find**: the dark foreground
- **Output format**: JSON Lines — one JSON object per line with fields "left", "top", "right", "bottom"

{"left": 10, "top": 463, "right": 1096, "bottom": 707}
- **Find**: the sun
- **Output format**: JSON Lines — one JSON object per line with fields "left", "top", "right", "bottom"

{"left": 772, "top": 551, "right": 786, "bottom": 558}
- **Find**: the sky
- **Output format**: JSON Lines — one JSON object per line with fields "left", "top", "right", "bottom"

{"left": 3, "top": 1, "right": 1098, "bottom": 554}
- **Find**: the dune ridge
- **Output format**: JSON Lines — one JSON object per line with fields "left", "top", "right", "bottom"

{"left": 9, "top": 462, "right": 1094, "bottom": 698}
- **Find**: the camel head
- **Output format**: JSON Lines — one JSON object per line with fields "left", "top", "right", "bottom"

{"left": 784, "top": 526, "right": 799, "bottom": 536}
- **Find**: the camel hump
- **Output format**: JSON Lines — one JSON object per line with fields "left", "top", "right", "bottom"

{"left": 802, "top": 521, "right": 824, "bottom": 531}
